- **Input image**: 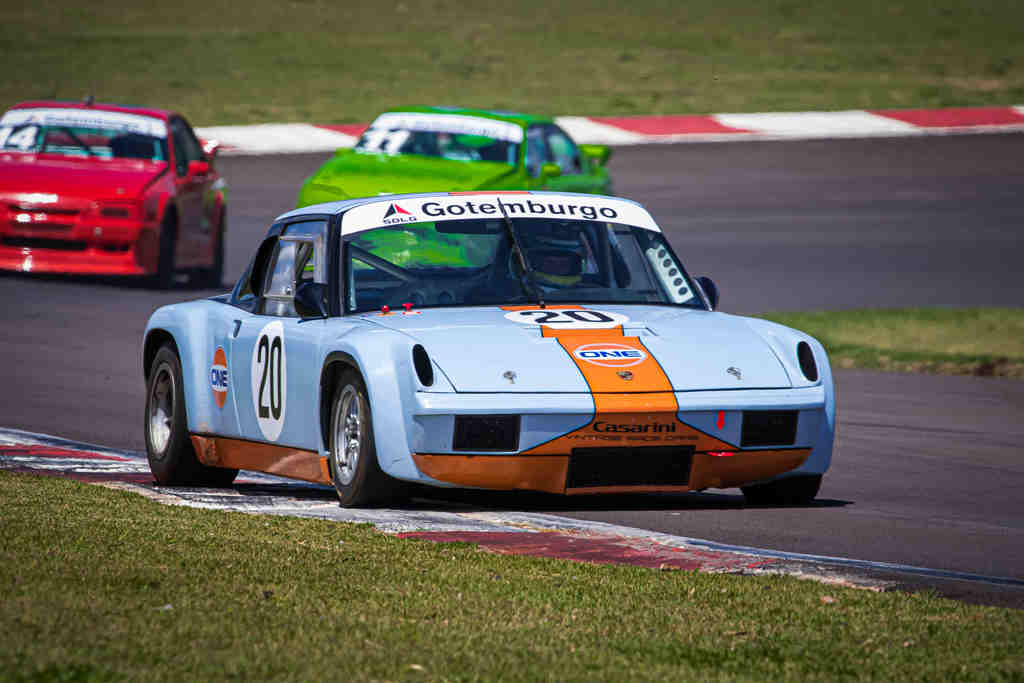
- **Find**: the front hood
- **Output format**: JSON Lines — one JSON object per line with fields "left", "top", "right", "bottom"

{"left": 0, "top": 153, "right": 166, "bottom": 200}
{"left": 306, "top": 151, "right": 515, "bottom": 198}
{"left": 363, "top": 305, "right": 793, "bottom": 393}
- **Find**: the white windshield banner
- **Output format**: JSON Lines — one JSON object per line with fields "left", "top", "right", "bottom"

{"left": 341, "top": 194, "right": 661, "bottom": 235}
{"left": 0, "top": 108, "right": 167, "bottom": 137}
{"left": 367, "top": 113, "right": 523, "bottom": 143}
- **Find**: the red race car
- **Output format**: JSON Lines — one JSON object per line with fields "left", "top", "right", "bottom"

{"left": 0, "top": 100, "right": 226, "bottom": 287}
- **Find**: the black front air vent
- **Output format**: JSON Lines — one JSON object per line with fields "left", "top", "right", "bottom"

{"left": 567, "top": 446, "right": 694, "bottom": 488}
{"left": 797, "top": 341, "right": 818, "bottom": 382}
{"left": 741, "top": 410, "right": 798, "bottom": 447}
{"left": 453, "top": 415, "right": 520, "bottom": 452}
{"left": 412, "top": 344, "right": 433, "bottom": 387}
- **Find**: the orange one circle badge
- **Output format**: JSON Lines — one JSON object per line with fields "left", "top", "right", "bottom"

{"left": 210, "top": 347, "right": 229, "bottom": 408}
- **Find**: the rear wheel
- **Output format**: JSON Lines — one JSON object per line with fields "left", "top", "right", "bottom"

{"left": 328, "top": 370, "right": 404, "bottom": 507}
{"left": 741, "top": 474, "right": 822, "bottom": 506}
{"left": 145, "top": 344, "right": 237, "bottom": 486}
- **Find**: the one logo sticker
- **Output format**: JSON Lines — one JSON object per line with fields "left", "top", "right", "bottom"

{"left": 573, "top": 343, "right": 647, "bottom": 367}
{"left": 503, "top": 308, "right": 628, "bottom": 329}
{"left": 251, "top": 321, "right": 287, "bottom": 441}
{"left": 210, "top": 347, "right": 229, "bottom": 408}
{"left": 383, "top": 203, "right": 416, "bottom": 225}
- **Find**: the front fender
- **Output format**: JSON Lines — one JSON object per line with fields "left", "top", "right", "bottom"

{"left": 321, "top": 325, "right": 454, "bottom": 482}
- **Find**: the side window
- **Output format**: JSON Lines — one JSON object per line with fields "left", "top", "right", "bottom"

{"left": 545, "top": 125, "right": 581, "bottom": 174}
{"left": 169, "top": 117, "right": 203, "bottom": 177}
{"left": 525, "top": 126, "right": 547, "bottom": 177}
{"left": 259, "top": 219, "right": 327, "bottom": 317}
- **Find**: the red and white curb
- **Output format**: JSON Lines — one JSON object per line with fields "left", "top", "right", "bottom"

{"left": 6, "top": 426, "right": 1022, "bottom": 592}
{"left": 196, "top": 106, "right": 1024, "bottom": 155}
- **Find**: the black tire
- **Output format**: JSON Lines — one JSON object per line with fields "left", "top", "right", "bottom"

{"left": 154, "top": 213, "right": 177, "bottom": 289}
{"left": 145, "top": 344, "right": 237, "bottom": 486}
{"left": 741, "top": 474, "right": 822, "bottom": 506}
{"left": 192, "top": 215, "right": 225, "bottom": 289}
{"left": 328, "top": 370, "right": 405, "bottom": 507}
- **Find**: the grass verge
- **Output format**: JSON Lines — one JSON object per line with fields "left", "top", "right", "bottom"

{"left": 2, "top": 471, "right": 1023, "bottom": 681}
{"left": 762, "top": 308, "right": 1024, "bottom": 378}
{"left": 1, "top": 1, "right": 1022, "bottom": 124}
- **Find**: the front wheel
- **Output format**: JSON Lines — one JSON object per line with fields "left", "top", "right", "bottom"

{"left": 153, "top": 214, "right": 177, "bottom": 289}
{"left": 741, "top": 474, "right": 822, "bottom": 506}
{"left": 192, "top": 215, "right": 225, "bottom": 289}
{"left": 145, "top": 344, "right": 237, "bottom": 486}
{"left": 328, "top": 370, "right": 403, "bottom": 507}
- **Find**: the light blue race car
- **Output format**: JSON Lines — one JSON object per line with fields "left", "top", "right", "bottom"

{"left": 142, "top": 191, "right": 835, "bottom": 507}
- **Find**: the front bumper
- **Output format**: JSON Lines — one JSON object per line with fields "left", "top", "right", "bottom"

{"left": 0, "top": 198, "right": 158, "bottom": 276}
{"left": 395, "top": 386, "right": 832, "bottom": 494}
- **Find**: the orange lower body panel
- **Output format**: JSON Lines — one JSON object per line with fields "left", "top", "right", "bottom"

{"left": 190, "top": 435, "right": 331, "bottom": 485}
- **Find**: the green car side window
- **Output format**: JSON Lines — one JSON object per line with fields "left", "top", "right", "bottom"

{"left": 545, "top": 126, "right": 581, "bottom": 175}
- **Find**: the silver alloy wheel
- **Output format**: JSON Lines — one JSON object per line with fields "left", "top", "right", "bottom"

{"left": 148, "top": 362, "right": 175, "bottom": 457}
{"left": 332, "top": 385, "right": 362, "bottom": 486}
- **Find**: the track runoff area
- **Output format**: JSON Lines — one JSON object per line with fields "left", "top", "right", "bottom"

{"left": 4, "top": 427, "right": 1023, "bottom": 596}
{"left": 195, "top": 106, "right": 1024, "bottom": 155}
{"left": 3, "top": 105, "right": 1024, "bottom": 603}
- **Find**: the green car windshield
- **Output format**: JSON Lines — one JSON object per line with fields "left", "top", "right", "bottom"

{"left": 354, "top": 113, "right": 521, "bottom": 165}
{"left": 344, "top": 218, "right": 702, "bottom": 313}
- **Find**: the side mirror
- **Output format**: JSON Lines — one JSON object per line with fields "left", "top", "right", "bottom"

{"left": 186, "top": 160, "right": 210, "bottom": 182}
{"left": 294, "top": 281, "right": 328, "bottom": 319}
{"left": 200, "top": 138, "right": 220, "bottom": 159}
{"left": 540, "top": 162, "right": 562, "bottom": 180}
{"left": 696, "top": 276, "right": 719, "bottom": 311}
{"left": 579, "top": 144, "right": 612, "bottom": 167}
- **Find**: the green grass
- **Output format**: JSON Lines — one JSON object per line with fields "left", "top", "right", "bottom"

{"left": 2, "top": 472, "right": 1023, "bottom": 681}
{"left": 1, "top": 1, "right": 1022, "bottom": 125}
{"left": 762, "top": 308, "right": 1024, "bottom": 378}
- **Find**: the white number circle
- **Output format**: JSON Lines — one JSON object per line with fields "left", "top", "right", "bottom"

{"left": 251, "top": 321, "right": 287, "bottom": 441}
{"left": 503, "top": 308, "right": 629, "bottom": 329}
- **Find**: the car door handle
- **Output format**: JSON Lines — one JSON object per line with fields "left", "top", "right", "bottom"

{"left": 232, "top": 320, "right": 242, "bottom": 338}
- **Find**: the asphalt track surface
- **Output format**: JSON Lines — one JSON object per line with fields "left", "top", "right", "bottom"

{"left": 2, "top": 134, "right": 1023, "bottom": 605}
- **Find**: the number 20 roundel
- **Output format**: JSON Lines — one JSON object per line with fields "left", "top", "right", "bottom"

{"left": 251, "top": 321, "right": 287, "bottom": 442}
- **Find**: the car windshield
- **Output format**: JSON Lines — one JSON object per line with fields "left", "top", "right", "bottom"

{"left": 354, "top": 112, "right": 521, "bottom": 165}
{"left": 0, "top": 109, "right": 168, "bottom": 161}
{"left": 344, "top": 218, "right": 702, "bottom": 313}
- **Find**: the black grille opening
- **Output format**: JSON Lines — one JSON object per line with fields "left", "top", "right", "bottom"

{"left": 741, "top": 410, "right": 798, "bottom": 447}
{"left": 453, "top": 415, "right": 520, "bottom": 452}
{"left": 1, "top": 236, "right": 87, "bottom": 251}
{"left": 567, "top": 446, "right": 694, "bottom": 489}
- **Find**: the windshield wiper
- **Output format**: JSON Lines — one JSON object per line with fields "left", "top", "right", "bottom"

{"left": 496, "top": 198, "right": 545, "bottom": 309}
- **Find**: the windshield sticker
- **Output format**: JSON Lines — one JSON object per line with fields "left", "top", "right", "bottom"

{"left": 251, "top": 321, "right": 287, "bottom": 441}
{"left": 343, "top": 194, "right": 660, "bottom": 235}
{"left": 0, "top": 125, "right": 39, "bottom": 151}
{"left": 644, "top": 246, "right": 695, "bottom": 304}
{"left": 367, "top": 112, "right": 523, "bottom": 143}
{"left": 504, "top": 308, "right": 629, "bottom": 329}
{"left": 0, "top": 108, "right": 167, "bottom": 137}
{"left": 210, "top": 347, "right": 229, "bottom": 409}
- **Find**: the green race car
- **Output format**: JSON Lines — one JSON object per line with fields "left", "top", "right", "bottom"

{"left": 296, "top": 106, "right": 612, "bottom": 206}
